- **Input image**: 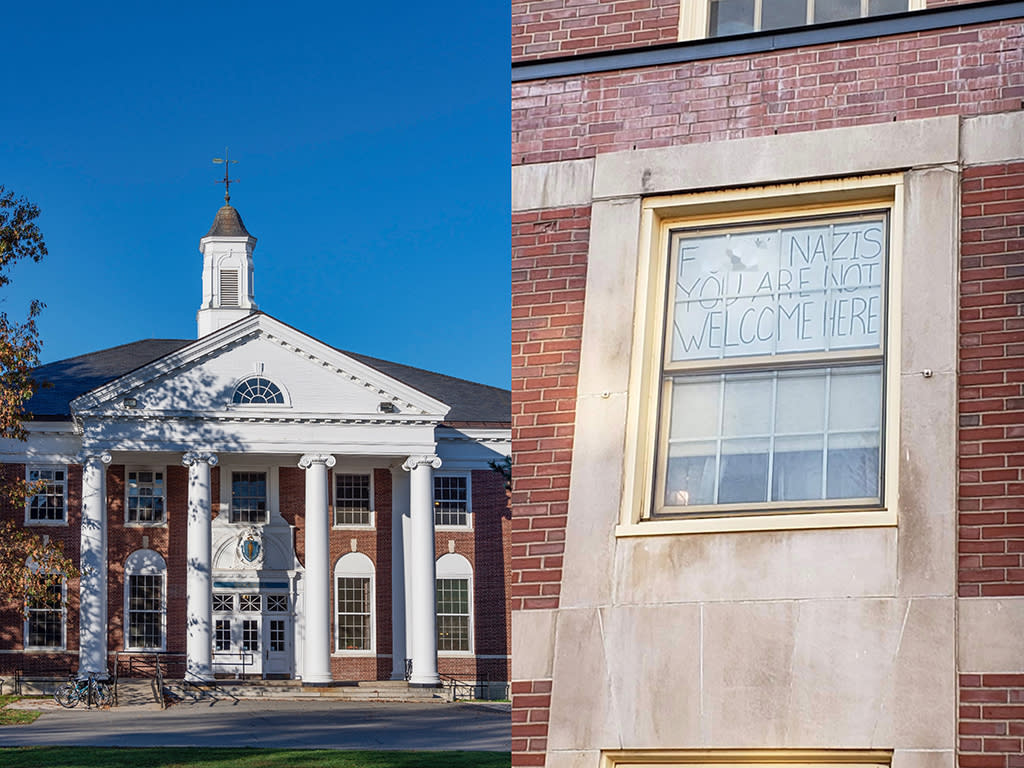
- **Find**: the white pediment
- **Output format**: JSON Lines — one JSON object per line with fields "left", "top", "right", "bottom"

{"left": 70, "top": 314, "right": 450, "bottom": 422}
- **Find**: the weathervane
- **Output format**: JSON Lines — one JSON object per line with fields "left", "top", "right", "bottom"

{"left": 213, "top": 149, "right": 239, "bottom": 204}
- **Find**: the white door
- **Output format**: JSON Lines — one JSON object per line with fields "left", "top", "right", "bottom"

{"left": 262, "top": 593, "right": 292, "bottom": 677}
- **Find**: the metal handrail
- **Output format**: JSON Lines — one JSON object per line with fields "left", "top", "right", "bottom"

{"left": 439, "top": 672, "right": 491, "bottom": 702}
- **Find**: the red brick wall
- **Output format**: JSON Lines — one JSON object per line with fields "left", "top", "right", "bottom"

{"left": 958, "top": 161, "right": 1024, "bottom": 768}
{"left": 512, "top": 21, "right": 1024, "bottom": 165}
{"left": 959, "top": 161, "right": 1024, "bottom": 599}
{"left": 512, "top": 0, "right": 1001, "bottom": 62}
{"left": 959, "top": 674, "right": 1024, "bottom": 767}
{"left": 0, "top": 463, "right": 81, "bottom": 675}
{"left": 511, "top": 206, "right": 590, "bottom": 766}
{"left": 513, "top": 0, "right": 679, "bottom": 62}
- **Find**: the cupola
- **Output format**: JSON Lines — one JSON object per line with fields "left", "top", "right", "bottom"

{"left": 196, "top": 199, "right": 258, "bottom": 337}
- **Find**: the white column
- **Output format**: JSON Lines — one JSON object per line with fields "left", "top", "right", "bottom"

{"left": 402, "top": 454, "right": 441, "bottom": 687}
{"left": 182, "top": 451, "right": 218, "bottom": 682}
{"left": 78, "top": 451, "right": 111, "bottom": 679}
{"left": 299, "top": 453, "right": 336, "bottom": 684}
{"left": 389, "top": 465, "right": 410, "bottom": 680}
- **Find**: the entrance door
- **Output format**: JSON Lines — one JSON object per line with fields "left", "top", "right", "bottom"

{"left": 212, "top": 592, "right": 270, "bottom": 677}
{"left": 262, "top": 594, "right": 292, "bottom": 677}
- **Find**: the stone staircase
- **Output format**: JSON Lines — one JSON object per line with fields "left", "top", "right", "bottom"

{"left": 115, "top": 678, "right": 444, "bottom": 707}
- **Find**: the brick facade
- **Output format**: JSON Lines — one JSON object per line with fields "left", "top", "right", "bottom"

{"left": 513, "top": 2, "right": 1023, "bottom": 766}
{"left": 1, "top": 460, "right": 511, "bottom": 685}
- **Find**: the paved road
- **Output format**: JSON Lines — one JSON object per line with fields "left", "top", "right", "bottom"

{"left": 0, "top": 699, "right": 510, "bottom": 751}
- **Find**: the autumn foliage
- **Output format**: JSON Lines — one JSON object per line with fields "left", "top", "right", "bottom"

{"left": 0, "top": 186, "right": 77, "bottom": 606}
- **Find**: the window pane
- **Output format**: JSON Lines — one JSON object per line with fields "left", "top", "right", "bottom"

{"left": 665, "top": 442, "right": 718, "bottom": 507}
{"left": 669, "top": 376, "right": 720, "bottom": 439}
{"left": 336, "top": 576, "right": 371, "bottom": 650}
{"left": 436, "top": 578, "right": 470, "bottom": 652}
{"left": 814, "top": 0, "right": 861, "bottom": 22}
{"left": 719, "top": 438, "right": 770, "bottom": 503}
{"left": 761, "top": 0, "right": 808, "bottom": 29}
{"left": 827, "top": 431, "right": 880, "bottom": 499}
{"left": 232, "top": 472, "right": 268, "bottom": 524}
{"left": 722, "top": 374, "right": 773, "bottom": 437}
{"left": 709, "top": 0, "right": 755, "bottom": 35}
{"left": 772, "top": 435, "right": 824, "bottom": 501}
{"left": 829, "top": 367, "right": 882, "bottom": 431}
{"left": 434, "top": 476, "right": 469, "bottom": 526}
{"left": 775, "top": 370, "right": 826, "bottom": 435}
{"left": 869, "top": 0, "right": 907, "bottom": 14}
{"left": 335, "top": 474, "right": 372, "bottom": 526}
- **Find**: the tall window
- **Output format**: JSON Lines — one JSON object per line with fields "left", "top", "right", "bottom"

{"left": 436, "top": 553, "right": 473, "bottom": 653}
{"left": 334, "top": 552, "right": 374, "bottom": 652}
{"left": 656, "top": 209, "right": 888, "bottom": 516}
{"left": 27, "top": 466, "right": 66, "bottom": 523}
{"left": 231, "top": 471, "right": 268, "bottom": 524}
{"left": 434, "top": 475, "right": 470, "bottom": 527}
{"left": 26, "top": 583, "right": 64, "bottom": 649}
{"left": 127, "top": 470, "right": 165, "bottom": 524}
{"left": 708, "top": 0, "right": 909, "bottom": 37}
{"left": 125, "top": 550, "right": 166, "bottom": 650}
{"left": 334, "top": 473, "right": 372, "bottom": 526}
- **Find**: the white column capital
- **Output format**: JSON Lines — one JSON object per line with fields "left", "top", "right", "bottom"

{"left": 402, "top": 454, "right": 442, "bottom": 472}
{"left": 299, "top": 453, "right": 336, "bottom": 470}
{"left": 182, "top": 451, "right": 218, "bottom": 467}
{"left": 77, "top": 451, "right": 112, "bottom": 467}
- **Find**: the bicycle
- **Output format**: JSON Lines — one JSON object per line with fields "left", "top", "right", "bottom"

{"left": 53, "top": 674, "right": 111, "bottom": 708}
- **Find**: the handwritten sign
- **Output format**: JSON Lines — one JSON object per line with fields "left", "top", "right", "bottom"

{"left": 670, "top": 215, "right": 886, "bottom": 362}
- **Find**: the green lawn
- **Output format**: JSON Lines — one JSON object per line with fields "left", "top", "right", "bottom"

{"left": 0, "top": 748, "right": 510, "bottom": 768}
{"left": 0, "top": 697, "right": 41, "bottom": 726}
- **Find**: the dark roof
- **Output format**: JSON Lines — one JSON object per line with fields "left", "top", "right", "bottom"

{"left": 204, "top": 205, "right": 252, "bottom": 238}
{"left": 343, "top": 350, "right": 511, "bottom": 425}
{"left": 27, "top": 338, "right": 510, "bottom": 425}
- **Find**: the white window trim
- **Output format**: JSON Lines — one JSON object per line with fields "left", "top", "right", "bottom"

{"left": 124, "top": 549, "right": 167, "bottom": 652}
{"left": 333, "top": 552, "right": 376, "bottom": 656}
{"left": 433, "top": 471, "right": 473, "bottom": 530}
{"left": 677, "top": 0, "right": 927, "bottom": 41}
{"left": 24, "top": 464, "right": 69, "bottom": 527}
{"left": 24, "top": 579, "right": 66, "bottom": 651}
{"left": 220, "top": 465, "right": 278, "bottom": 526}
{"left": 620, "top": 175, "right": 902, "bottom": 537}
{"left": 332, "top": 470, "right": 375, "bottom": 529}
{"left": 436, "top": 553, "right": 474, "bottom": 657}
{"left": 124, "top": 466, "right": 168, "bottom": 528}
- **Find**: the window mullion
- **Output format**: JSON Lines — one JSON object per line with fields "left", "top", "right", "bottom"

{"left": 821, "top": 369, "right": 833, "bottom": 499}
{"left": 766, "top": 373, "right": 779, "bottom": 502}
{"left": 713, "top": 376, "right": 726, "bottom": 504}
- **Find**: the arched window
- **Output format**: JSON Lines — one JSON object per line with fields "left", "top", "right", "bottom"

{"left": 334, "top": 552, "right": 375, "bottom": 653}
{"left": 124, "top": 549, "right": 166, "bottom": 651}
{"left": 436, "top": 553, "right": 473, "bottom": 653}
{"left": 232, "top": 377, "right": 284, "bottom": 404}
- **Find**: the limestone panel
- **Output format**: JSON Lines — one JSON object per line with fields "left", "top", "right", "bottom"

{"left": 593, "top": 117, "right": 959, "bottom": 200}
{"left": 895, "top": 371, "right": 957, "bottom": 598}
{"left": 512, "top": 158, "right": 595, "bottom": 211}
{"left": 962, "top": 112, "right": 1024, "bottom": 165}
{"left": 576, "top": 198, "right": 643, "bottom": 398}
{"left": 614, "top": 527, "right": 897, "bottom": 606}
{"left": 512, "top": 609, "right": 557, "bottom": 681}
{"left": 958, "top": 597, "right": 1024, "bottom": 672}
{"left": 891, "top": 751, "right": 955, "bottom": 768}
{"left": 701, "top": 598, "right": 953, "bottom": 749}
{"left": 560, "top": 392, "right": 629, "bottom": 609}
{"left": 548, "top": 608, "right": 621, "bottom": 751}
{"left": 600, "top": 604, "right": 702, "bottom": 746}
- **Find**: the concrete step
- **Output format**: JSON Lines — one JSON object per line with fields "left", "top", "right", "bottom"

{"left": 143, "top": 678, "right": 445, "bottom": 705}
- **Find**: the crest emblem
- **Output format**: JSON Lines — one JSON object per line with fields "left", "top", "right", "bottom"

{"left": 236, "top": 527, "right": 264, "bottom": 568}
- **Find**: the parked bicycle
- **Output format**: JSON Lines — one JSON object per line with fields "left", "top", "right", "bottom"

{"left": 54, "top": 674, "right": 112, "bottom": 708}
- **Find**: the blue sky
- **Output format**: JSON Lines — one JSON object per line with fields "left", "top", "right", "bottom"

{"left": 0, "top": 2, "right": 509, "bottom": 389}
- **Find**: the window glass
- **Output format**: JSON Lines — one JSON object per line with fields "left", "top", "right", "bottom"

{"left": 434, "top": 476, "right": 469, "bottom": 527}
{"left": 231, "top": 472, "right": 268, "bottom": 524}
{"left": 127, "top": 470, "right": 165, "bottom": 524}
{"left": 215, "top": 619, "right": 231, "bottom": 651}
{"left": 232, "top": 377, "right": 283, "bottom": 404}
{"left": 27, "top": 467, "right": 66, "bottom": 522}
{"left": 213, "top": 593, "right": 234, "bottom": 612}
{"left": 658, "top": 211, "right": 887, "bottom": 516}
{"left": 436, "top": 578, "right": 471, "bottom": 652}
{"left": 709, "top": 0, "right": 909, "bottom": 36}
{"left": 127, "top": 574, "right": 163, "bottom": 649}
{"left": 335, "top": 474, "right": 372, "bottom": 526}
{"left": 26, "top": 584, "right": 63, "bottom": 648}
{"left": 336, "top": 577, "right": 371, "bottom": 651}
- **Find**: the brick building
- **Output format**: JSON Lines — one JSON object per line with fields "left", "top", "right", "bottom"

{"left": 0, "top": 200, "right": 511, "bottom": 690}
{"left": 512, "top": 1, "right": 1023, "bottom": 767}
